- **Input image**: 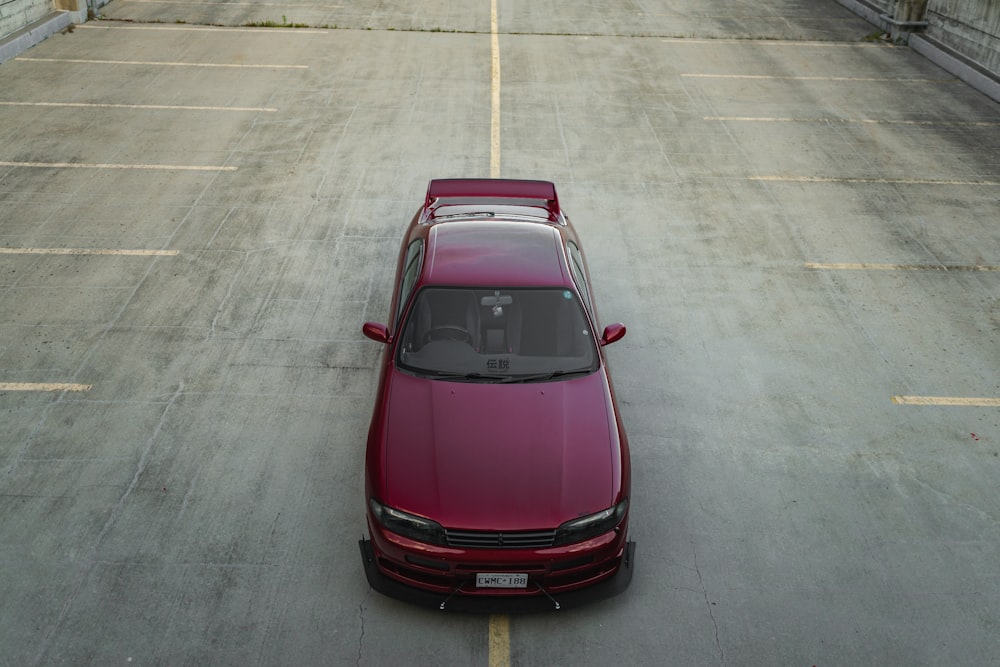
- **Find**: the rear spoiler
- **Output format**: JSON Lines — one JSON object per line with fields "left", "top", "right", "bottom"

{"left": 425, "top": 178, "right": 561, "bottom": 221}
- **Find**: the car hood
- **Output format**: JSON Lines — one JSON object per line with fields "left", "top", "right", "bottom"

{"left": 382, "top": 369, "right": 617, "bottom": 532}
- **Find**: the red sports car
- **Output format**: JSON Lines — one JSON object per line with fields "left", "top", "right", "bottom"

{"left": 359, "top": 179, "right": 634, "bottom": 612}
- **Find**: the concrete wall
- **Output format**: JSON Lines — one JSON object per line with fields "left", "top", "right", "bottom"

{"left": 867, "top": 0, "right": 894, "bottom": 13}
{"left": 0, "top": 0, "right": 54, "bottom": 40}
{"left": 838, "top": 0, "right": 999, "bottom": 74}
{"left": 926, "top": 0, "right": 1000, "bottom": 74}
{"left": 836, "top": 0, "right": 999, "bottom": 102}
{"left": 0, "top": 0, "right": 90, "bottom": 63}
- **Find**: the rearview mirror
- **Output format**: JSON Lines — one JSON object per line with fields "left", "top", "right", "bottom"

{"left": 600, "top": 323, "right": 626, "bottom": 346}
{"left": 480, "top": 295, "right": 513, "bottom": 306}
{"left": 362, "top": 322, "right": 390, "bottom": 344}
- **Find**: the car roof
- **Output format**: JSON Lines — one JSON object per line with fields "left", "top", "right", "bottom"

{"left": 422, "top": 220, "right": 572, "bottom": 288}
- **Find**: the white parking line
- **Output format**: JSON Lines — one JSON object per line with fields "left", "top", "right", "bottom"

{"left": 16, "top": 57, "right": 307, "bottom": 69}
{"left": 892, "top": 396, "right": 1000, "bottom": 407}
{"left": 0, "top": 383, "right": 92, "bottom": 392}
{"left": 0, "top": 101, "right": 276, "bottom": 112}
{"left": 77, "top": 23, "right": 328, "bottom": 34}
{"left": 0, "top": 248, "right": 179, "bottom": 256}
{"left": 0, "top": 161, "right": 237, "bottom": 172}
{"left": 663, "top": 39, "right": 889, "bottom": 47}
{"left": 806, "top": 262, "right": 1000, "bottom": 272}
{"left": 751, "top": 175, "right": 998, "bottom": 186}
{"left": 117, "top": 0, "right": 342, "bottom": 6}
{"left": 684, "top": 73, "right": 954, "bottom": 83}
{"left": 706, "top": 116, "right": 1000, "bottom": 127}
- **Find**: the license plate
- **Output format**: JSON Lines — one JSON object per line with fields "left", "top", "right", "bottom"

{"left": 476, "top": 573, "right": 528, "bottom": 589}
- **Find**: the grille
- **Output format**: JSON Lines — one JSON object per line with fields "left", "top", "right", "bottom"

{"left": 445, "top": 529, "right": 556, "bottom": 549}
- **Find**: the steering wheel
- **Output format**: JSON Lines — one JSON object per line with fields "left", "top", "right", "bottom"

{"left": 423, "top": 325, "right": 473, "bottom": 345}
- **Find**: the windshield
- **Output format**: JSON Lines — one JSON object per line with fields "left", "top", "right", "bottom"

{"left": 396, "top": 287, "right": 598, "bottom": 382}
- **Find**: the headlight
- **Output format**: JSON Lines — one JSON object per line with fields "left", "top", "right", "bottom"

{"left": 369, "top": 498, "right": 447, "bottom": 545}
{"left": 553, "top": 498, "right": 628, "bottom": 546}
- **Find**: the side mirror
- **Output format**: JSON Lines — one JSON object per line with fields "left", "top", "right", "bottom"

{"left": 600, "top": 323, "right": 626, "bottom": 347}
{"left": 362, "top": 322, "right": 390, "bottom": 344}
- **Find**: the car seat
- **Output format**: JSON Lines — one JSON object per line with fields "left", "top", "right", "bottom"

{"left": 414, "top": 289, "right": 480, "bottom": 348}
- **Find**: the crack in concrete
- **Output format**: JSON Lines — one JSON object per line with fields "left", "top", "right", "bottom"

{"left": 356, "top": 602, "right": 366, "bottom": 667}
{"left": 693, "top": 544, "right": 725, "bottom": 665}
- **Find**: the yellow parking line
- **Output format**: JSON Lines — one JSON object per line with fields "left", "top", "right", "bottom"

{"left": 16, "top": 57, "right": 307, "bottom": 69}
{"left": 0, "top": 248, "right": 179, "bottom": 256}
{"left": 0, "top": 161, "right": 236, "bottom": 172}
{"left": 892, "top": 396, "right": 1000, "bottom": 407}
{"left": 486, "top": 10, "right": 508, "bottom": 665}
{"left": 751, "top": 175, "right": 998, "bottom": 186}
{"left": 0, "top": 383, "right": 92, "bottom": 392}
{"left": 490, "top": 0, "right": 501, "bottom": 178}
{"left": 488, "top": 614, "right": 511, "bottom": 667}
{"left": 805, "top": 262, "right": 1000, "bottom": 272}
{"left": 0, "top": 101, "right": 276, "bottom": 112}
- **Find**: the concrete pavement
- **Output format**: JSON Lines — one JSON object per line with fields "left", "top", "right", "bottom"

{"left": 1, "top": 1, "right": 998, "bottom": 665}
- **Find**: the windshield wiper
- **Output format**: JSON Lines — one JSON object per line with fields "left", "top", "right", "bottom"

{"left": 427, "top": 371, "right": 511, "bottom": 382}
{"left": 499, "top": 369, "right": 595, "bottom": 384}
{"left": 408, "top": 369, "right": 595, "bottom": 383}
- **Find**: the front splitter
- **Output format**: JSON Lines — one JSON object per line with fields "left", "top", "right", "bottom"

{"left": 358, "top": 538, "right": 635, "bottom": 613}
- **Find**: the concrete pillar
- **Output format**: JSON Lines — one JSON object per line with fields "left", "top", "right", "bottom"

{"left": 888, "top": 0, "right": 929, "bottom": 42}
{"left": 54, "top": 0, "right": 88, "bottom": 23}
{"left": 895, "top": 0, "right": 928, "bottom": 23}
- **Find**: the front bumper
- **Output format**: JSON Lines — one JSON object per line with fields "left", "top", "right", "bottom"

{"left": 359, "top": 538, "right": 635, "bottom": 613}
